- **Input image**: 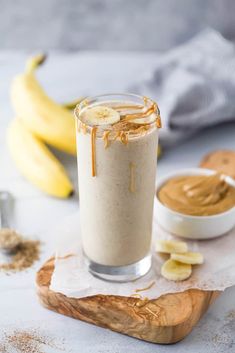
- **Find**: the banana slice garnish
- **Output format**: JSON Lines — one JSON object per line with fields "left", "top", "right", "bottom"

{"left": 161, "top": 259, "right": 192, "bottom": 281}
{"left": 81, "top": 106, "right": 120, "bottom": 126}
{"left": 171, "top": 252, "right": 204, "bottom": 265}
{"left": 156, "top": 239, "right": 188, "bottom": 254}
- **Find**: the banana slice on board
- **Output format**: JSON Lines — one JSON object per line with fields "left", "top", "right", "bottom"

{"left": 171, "top": 252, "right": 204, "bottom": 265}
{"left": 156, "top": 239, "right": 188, "bottom": 254}
{"left": 161, "top": 259, "right": 192, "bottom": 281}
{"left": 81, "top": 106, "right": 120, "bottom": 126}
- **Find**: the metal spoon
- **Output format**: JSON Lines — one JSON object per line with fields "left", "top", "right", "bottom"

{"left": 0, "top": 191, "right": 21, "bottom": 255}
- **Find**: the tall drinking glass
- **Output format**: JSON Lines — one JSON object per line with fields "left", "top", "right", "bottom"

{"left": 75, "top": 94, "right": 161, "bottom": 281}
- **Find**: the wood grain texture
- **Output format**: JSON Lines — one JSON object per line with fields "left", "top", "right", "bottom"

{"left": 36, "top": 258, "right": 220, "bottom": 344}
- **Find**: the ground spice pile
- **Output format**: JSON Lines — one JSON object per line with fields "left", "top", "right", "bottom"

{"left": 0, "top": 329, "right": 64, "bottom": 353}
{"left": 0, "top": 230, "right": 40, "bottom": 272}
{"left": 0, "top": 229, "right": 21, "bottom": 250}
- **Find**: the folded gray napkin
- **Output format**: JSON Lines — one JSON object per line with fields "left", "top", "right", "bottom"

{"left": 130, "top": 29, "right": 235, "bottom": 147}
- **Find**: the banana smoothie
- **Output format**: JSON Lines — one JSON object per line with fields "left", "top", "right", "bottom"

{"left": 75, "top": 94, "right": 161, "bottom": 281}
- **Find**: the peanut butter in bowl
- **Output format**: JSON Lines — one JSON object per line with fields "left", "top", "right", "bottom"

{"left": 155, "top": 168, "right": 235, "bottom": 239}
{"left": 158, "top": 173, "right": 235, "bottom": 216}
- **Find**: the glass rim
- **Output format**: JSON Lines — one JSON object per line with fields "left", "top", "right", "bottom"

{"left": 74, "top": 93, "right": 161, "bottom": 122}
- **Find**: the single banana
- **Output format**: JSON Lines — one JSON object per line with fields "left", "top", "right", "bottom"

{"left": 80, "top": 105, "right": 120, "bottom": 126}
{"left": 171, "top": 252, "right": 204, "bottom": 265}
{"left": 156, "top": 239, "right": 188, "bottom": 254}
{"left": 161, "top": 259, "right": 192, "bottom": 281}
{"left": 7, "top": 118, "right": 74, "bottom": 198}
{"left": 11, "top": 54, "right": 76, "bottom": 155}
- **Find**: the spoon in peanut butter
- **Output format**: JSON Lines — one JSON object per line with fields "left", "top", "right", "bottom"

{"left": 0, "top": 191, "right": 21, "bottom": 254}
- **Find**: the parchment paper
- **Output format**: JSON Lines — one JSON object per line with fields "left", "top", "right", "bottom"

{"left": 50, "top": 207, "right": 235, "bottom": 299}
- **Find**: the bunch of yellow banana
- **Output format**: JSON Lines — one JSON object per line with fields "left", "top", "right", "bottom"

{"left": 7, "top": 54, "right": 82, "bottom": 198}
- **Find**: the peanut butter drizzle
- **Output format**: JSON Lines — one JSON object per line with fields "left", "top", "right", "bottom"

{"left": 111, "top": 131, "right": 128, "bottom": 144}
{"left": 158, "top": 174, "right": 235, "bottom": 216}
{"left": 102, "top": 124, "right": 150, "bottom": 149}
{"left": 123, "top": 102, "right": 157, "bottom": 122}
{"left": 129, "top": 162, "right": 136, "bottom": 193}
{"left": 156, "top": 115, "right": 162, "bottom": 128}
{"left": 91, "top": 127, "right": 97, "bottom": 177}
{"left": 77, "top": 97, "right": 162, "bottom": 177}
{"left": 113, "top": 131, "right": 120, "bottom": 141}
{"left": 135, "top": 125, "right": 150, "bottom": 135}
{"left": 135, "top": 281, "right": 156, "bottom": 293}
{"left": 120, "top": 131, "right": 129, "bottom": 145}
{"left": 102, "top": 130, "right": 111, "bottom": 149}
{"left": 77, "top": 121, "right": 87, "bottom": 134}
{"left": 56, "top": 253, "right": 76, "bottom": 260}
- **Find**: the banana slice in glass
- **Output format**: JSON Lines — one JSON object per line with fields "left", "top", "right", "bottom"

{"left": 161, "top": 259, "right": 192, "bottom": 281}
{"left": 171, "top": 252, "right": 204, "bottom": 265}
{"left": 156, "top": 239, "right": 188, "bottom": 254}
{"left": 81, "top": 105, "right": 120, "bottom": 126}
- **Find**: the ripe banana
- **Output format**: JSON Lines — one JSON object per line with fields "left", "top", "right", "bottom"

{"left": 81, "top": 105, "right": 120, "bottom": 126}
{"left": 161, "top": 259, "right": 192, "bottom": 281}
{"left": 7, "top": 118, "right": 73, "bottom": 198}
{"left": 156, "top": 239, "right": 188, "bottom": 254}
{"left": 11, "top": 54, "right": 76, "bottom": 155}
{"left": 171, "top": 252, "right": 204, "bottom": 265}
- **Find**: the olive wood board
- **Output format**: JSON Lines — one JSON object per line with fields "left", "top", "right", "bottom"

{"left": 36, "top": 257, "right": 220, "bottom": 344}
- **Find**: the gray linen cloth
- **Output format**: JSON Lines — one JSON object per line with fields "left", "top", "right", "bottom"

{"left": 130, "top": 29, "right": 235, "bottom": 147}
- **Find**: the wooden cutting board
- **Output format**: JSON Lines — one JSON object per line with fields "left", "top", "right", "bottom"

{"left": 36, "top": 257, "right": 220, "bottom": 344}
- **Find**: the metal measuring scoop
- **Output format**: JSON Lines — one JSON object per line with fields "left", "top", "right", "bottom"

{"left": 0, "top": 191, "right": 21, "bottom": 255}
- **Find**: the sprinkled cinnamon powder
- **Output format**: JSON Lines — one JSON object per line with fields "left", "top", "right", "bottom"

{"left": 0, "top": 229, "right": 21, "bottom": 250}
{"left": 0, "top": 329, "right": 64, "bottom": 353}
{"left": 0, "top": 239, "right": 40, "bottom": 273}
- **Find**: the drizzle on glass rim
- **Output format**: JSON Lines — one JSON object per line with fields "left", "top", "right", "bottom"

{"left": 74, "top": 93, "right": 162, "bottom": 133}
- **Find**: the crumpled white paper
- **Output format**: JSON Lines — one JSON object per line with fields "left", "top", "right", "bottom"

{"left": 50, "top": 206, "right": 235, "bottom": 300}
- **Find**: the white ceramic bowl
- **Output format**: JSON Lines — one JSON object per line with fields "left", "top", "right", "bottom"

{"left": 155, "top": 168, "right": 235, "bottom": 239}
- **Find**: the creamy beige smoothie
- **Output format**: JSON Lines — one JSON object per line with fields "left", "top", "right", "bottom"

{"left": 75, "top": 94, "right": 161, "bottom": 279}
